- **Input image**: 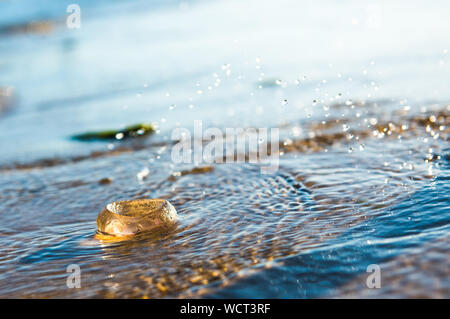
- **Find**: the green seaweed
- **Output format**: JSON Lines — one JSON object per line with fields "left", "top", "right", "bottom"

{"left": 72, "top": 123, "right": 155, "bottom": 141}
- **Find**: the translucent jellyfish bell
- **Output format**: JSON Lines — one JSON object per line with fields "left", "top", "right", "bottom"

{"left": 96, "top": 199, "right": 178, "bottom": 237}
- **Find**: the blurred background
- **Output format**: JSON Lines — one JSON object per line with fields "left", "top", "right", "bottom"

{"left": 1, "top": 0, "right": 449, "bottom": 164}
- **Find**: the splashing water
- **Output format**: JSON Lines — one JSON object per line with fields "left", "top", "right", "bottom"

{"left": 0, "top": 0, "right": 449, "bottom": 298}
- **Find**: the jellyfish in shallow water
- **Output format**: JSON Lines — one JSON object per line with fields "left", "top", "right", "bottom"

{"left": 96, "top": 199, "right": 178, "bottom": 238}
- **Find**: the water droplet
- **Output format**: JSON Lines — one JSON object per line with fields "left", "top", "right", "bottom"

{"left": 137, "top": 168, "right": 150, "bottom": 181}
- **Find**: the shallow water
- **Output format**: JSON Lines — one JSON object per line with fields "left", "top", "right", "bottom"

{"left": 0, "top": 0, "right": 449, "bottom": 298}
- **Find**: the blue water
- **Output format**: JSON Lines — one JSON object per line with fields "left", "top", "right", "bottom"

{"left": 0, "top": 0, "right": 449, "bottom": 298}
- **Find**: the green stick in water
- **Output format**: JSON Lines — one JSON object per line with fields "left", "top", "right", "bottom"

{"left": 72, "top": 123, "right": 154, "bottom": 141}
